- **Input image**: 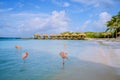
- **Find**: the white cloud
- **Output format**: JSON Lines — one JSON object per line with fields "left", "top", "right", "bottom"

{"left": 72, "top": 0, "right": 113, "bottom": 7}
{"left": 93, "top": 12, "right": 111, "bottom": 28}
{"left": 76, "top": 12, "right": 112, "bottom": 32}
{"left": 64, "top": 2, "right": 70, "bottom": 7}
{"left": 24, "top": 11, "right": 110, "bottom": 33}
{"left": 80, "top": 20, "right": 91, "bottom": 31}
{"left": 11, "top": 13, "right": 49, "bottom": 18}
{"left": 15, "top": 10, "right": 69, "bottom": 34}
{"left": 68, "top": 20, "right": 91, "bottom": 32}
{"left": 0, "top": 10, "right": 70, "bottom": 37}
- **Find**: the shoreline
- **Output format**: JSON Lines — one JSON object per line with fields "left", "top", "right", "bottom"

{"left": 0, "top": 37, "right": 120, "bottom": 43}
{"left": 87, "top": 37, "right": 120, "bottom": 42}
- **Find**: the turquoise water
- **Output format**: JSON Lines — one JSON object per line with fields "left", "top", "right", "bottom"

{"left": 0, "top": 40, "right": 120, "bottom": 80}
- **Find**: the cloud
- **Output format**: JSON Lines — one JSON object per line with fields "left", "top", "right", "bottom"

{"left": 80, "top": 12, "right": 112, "bottom": 31}
{"left": 72, "top": 0, "right": 114, "bottom": 7}
{"left": 63, "top": 2, "right": 70, "bottom": 7}
{"left": 80, "top": 20, "right": 91, "bottom": 31}
{"left": 11, "top": 13, "right": 49, "bottom": 18}
{"left": 0, "top": 8, "right": 13, "bottom": 12}
{"left": 70, "top": 20, "right": 91, "bottom": 32}
{"left": 0, "top": 10, "right": 70, "bottom": 37}
{"left": 52, "top": 0, "right": 70, "bottom": 7}
{"left": 93, "top": 12, "right": 111, "bottom": 29}
{"left": 19, "top": 10, "right": 69, "bottom": 33}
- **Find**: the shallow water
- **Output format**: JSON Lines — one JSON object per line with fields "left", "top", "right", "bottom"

{"left": 0, "top": 39, "right": 120, "bottom": 80}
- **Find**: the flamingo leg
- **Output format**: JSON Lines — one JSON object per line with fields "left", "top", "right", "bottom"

{"left": 62, "top": 59, "right": 64, "bottom": 65}
{"left": 62, "top": 58, "right": 64, "bottom": 69}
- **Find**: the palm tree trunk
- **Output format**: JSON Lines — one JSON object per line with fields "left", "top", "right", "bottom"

{"left": 116, "top": 30, "right": 117, "bottom": 38}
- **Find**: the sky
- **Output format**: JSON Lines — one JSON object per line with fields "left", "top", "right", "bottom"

{"left": 0, "top": 0, "right": 120, "bottom": 37}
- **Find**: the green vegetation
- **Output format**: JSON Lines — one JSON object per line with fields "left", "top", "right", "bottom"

{"left": 85, "top": 32, "right": 112, "bottom": 38}
{"left": 106, "top": 11, "right": 120, "bottom": 38}
{"left": 33, "top": 32, "right": 113, "bottom": 40}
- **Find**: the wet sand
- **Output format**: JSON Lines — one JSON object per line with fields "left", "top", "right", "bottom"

{"left": 51, "top": 61, "right": 120, "bottom": 80}
{"left": 50, "top": 40, "right": 120, "bottom": 80}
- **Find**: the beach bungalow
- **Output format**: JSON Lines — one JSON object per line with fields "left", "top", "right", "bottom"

{"left": 34, "top": 33, "right": 41, "bottom": 39}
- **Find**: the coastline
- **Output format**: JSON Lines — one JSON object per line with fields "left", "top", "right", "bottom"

{"left": 0, "top": 37, "right": 120, "bottom": 42}
{"left": 86, "top": 37, "right": 120, "bottom": 42}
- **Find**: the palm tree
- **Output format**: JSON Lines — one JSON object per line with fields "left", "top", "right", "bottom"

{"left": 106, "top": 11, "right": 120, "bottom": 38}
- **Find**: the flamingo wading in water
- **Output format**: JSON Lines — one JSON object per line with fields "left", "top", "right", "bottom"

{"left": 22, "top": 52, "right": 29, "bottom": 63}
{"left": 59, "top": 51, "right": 68, "bottom": 69}
{"left": 59, "top": 43, "right": 68, "bottom": 69}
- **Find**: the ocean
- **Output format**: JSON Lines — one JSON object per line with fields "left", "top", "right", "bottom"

{"left": 0, "top": 39, "right": 120, "bottom": 80}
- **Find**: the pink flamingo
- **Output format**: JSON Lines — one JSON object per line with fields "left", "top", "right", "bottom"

{"left": 15, "top": 45, "right": 21, "bottom": 49}
{"left": 59, "top": 51, "right": 68, "bottom": 69}
{"left": 22, "top": 52, "right": 29, "bottom": 62}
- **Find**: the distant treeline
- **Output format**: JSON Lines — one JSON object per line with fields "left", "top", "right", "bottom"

{"left": 0, "top": 37, "right": 21, "bottom": 39}
{"left": 33, "top": 31, "right": 120, "bottom": 40}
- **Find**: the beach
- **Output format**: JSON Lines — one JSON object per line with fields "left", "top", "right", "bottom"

{"left": 50, "top": 39, "right": 120, "bottom": 80}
